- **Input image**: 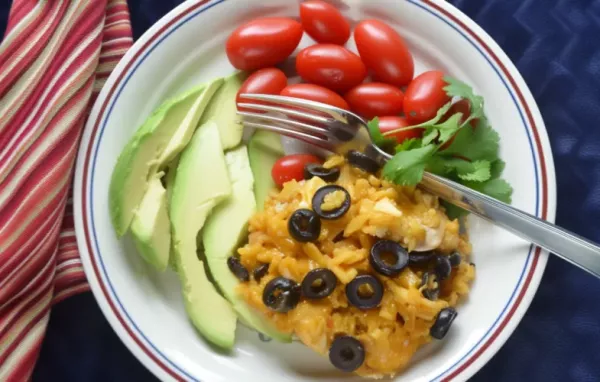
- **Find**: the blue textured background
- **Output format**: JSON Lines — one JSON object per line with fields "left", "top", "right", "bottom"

{"left": 0, "top": 0, "right": 598, "bottom": 380}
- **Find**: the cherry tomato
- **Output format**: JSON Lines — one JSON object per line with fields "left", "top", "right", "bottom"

{"left": 377, "top": 116, "right": 423, "bottom": 144}
{"left": 272, "top": 154, "right": 321, "bottom": 187}
{"left": 354, "top": 19, "right": 414, "bottom": 87}
{"left": 300, "top": 0, "right": 350, "bottom": 45}
{"left": 344, "top": 83, "right": 404, "bottom": 119}
{"left": 226, "top": 18, "right": 304, "bottom": 71}
{"left": 296, "top": 44, "right": 367, "bottom": 93}
{"left": 281, "top": 83, "right": 349, "bottom": 109}
{"left": 236, "top": 68, "right": 288, "bottom": 112}
{"left": 404, "top": 70, "right": 451, "bottom": 124}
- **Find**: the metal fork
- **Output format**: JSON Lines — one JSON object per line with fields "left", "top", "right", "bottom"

{"left": 238, "top": 93, "right": 600, "bottom": 279}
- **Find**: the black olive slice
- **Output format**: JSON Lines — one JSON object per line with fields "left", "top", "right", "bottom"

{"left": 347, "top": 150, "right": 381, "bottom": 174}
{"left": 227, "top": 256, "right": 249, "bottom": 282}
{"left": 301, "top": 268, "right": 337, "bottom": 299}
{"left": 345, "top": 275, "right": 383, "bottom": 310}
{"left": 369, "top": 240, "right": 409, "bottom": 277}
{"left": 435, "top": 255, "right": 452, "bottom": 281}
{"left": 311, "top": 185, "right": 351, "bottom": 220}
{"left": 304, "top": 163, "right": 341, "bottom": 182}
{"left": 262, "top": 277, "right": 301, "bottom": 313}
{"left": 449, "top": 252, "right": 462, "bottom": 267}
{"left": 253, "top": 263, "right": 270, "bottom": 283}
{"left": 329, "top": 336, "right": 365, "bottom": 372}
{"left": 430, "top": 307, "right": 458, "bottom": 339}
{"left": 408, "top": 251, "right": 436, "bottom": 266}
{"left": 288, "top": 209, "right": 321, "bottom": 242}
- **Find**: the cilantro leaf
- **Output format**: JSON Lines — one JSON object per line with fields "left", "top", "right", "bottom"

{"left": 395, "top": 138, "right": 421, "bottom": 152}
{"left": 425, "top": 155, "right": 448, "bottom": 176}
{"left": 421, "top": 129, "right": 439, "bottom": 146}
{"left": 435, "top": 113, "right": 464, "bottom": 144}
{"left": 407, "top": 101, "right": 454, "bottom": 129}
{"left": 444, "top": 76, "right": 485, "bottom": 125}
{"left": 421, "top": 111, "right": 463, "bottom": 146}
{"left": 465, "top": 178, "right": 513, "bottom": 203}
{"left": 456, "top": 160, "right": 491, "bottom": 182}
{"left": 367, "top": 117, "right": 396, "bottom": 149}
{"left": 382, "top": 144, "right": 437, "bottom": 185}
{"left": 438, "top": 118, "right": 499, "bottom": 161}
{"left": 490, "top": 159, "right": 506, "bottom": 179}
{"left": 427, "top": 157, "right": 491, "bottom": 182}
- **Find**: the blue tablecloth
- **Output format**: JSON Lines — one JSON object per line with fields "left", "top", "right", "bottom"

{"left": 2, "top": 0, "right": 596, "bottom": 380}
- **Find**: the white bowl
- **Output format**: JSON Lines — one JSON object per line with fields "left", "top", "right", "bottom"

{"left": 74, "top": 0, "right": 557, "bottom": 381}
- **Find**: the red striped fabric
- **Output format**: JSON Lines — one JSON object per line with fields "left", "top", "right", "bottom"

{"left": 0, "top": 0, "right": 132, "bottom": 380}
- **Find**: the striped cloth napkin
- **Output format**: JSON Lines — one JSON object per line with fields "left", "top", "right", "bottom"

{"left": 0, "top": 1, "right": 133, "bottom": 380}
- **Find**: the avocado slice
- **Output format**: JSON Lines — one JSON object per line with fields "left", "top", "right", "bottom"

{"left": 109, "top": 78, "right": 223, "bottom": 236}
{"left": 129, "top": 173, "right": 171, "bottom": 271}
{"left": 200, "top": 72, "right": 247, "bottom": 150}
{"left": 170, "top": 120, "right": 237, "bottom": 350}
{"left": 248, "top": 131, "right": 284, "bottom": 210}
{"left": 164, "top": 156, "right": 179, "bottom": 272}
{"left": 203, "top": 146, "right": 291, "bottom": 343}
{"left": 157, "top": 79, "right": 224, "bottom": 167}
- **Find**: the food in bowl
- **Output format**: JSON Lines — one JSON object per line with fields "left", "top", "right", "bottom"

{"left": 107, "top": 0, "right": 510, "bottom": 378}
{"left": 235, "top": 154, "right": 475, "bottom": 377}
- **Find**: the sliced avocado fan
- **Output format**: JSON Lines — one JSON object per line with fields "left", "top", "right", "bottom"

{"left": 109, "top": 78, "right": 223, "bottom": 237}
{"left": 202, "top": 146, "right": 291, "bottom": 343}
{"left": 170, "top": 120, "right": 237, "bottom": 350}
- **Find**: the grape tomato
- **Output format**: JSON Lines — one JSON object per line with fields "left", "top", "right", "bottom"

{"left": 281, "top": 84, "right": 349, "bottom": 110}
{"left": 377, "top": 116, "right": 423, "bottom": 144}
{"left": 354, "top": 19, "right": 414, "bottom": 87}
{"left": 272, "top": 154, "right": 322, "bottom": 187}
{"left": 344, "top": 83, "right": 404, "bottom": 119}
{"left": 300, "top": 0, "right": 350, "bottom": 45}
{"left": 296, "top": 44, "right": 367, "bottom": 93}
{"left": 403, "top": 70, "right": 451, "bottom": 124}
{"left": 236, "top": 68, "right": 288, "bottom": 112}
{"left": 226, "top": 18, "right": 303, "bottom": 71}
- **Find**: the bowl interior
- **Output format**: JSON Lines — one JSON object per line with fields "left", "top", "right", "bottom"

{"left": 78, "top": 0, "right": 552, "bottom": 381}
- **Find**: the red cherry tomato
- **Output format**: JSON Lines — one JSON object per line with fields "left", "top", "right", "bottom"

{"left": 226, "top": 18, "right": 304, "bottom": 71}
{"left": 344, "top": 83, "right": 404, "bottom": 119}
{"left": 404, "top": 70, "right": 451, "bottom": 124}
{"left": 271, "top": 154, "right": 321, "bottom": 187}
{"left": 354, "top": 19, "right": 414, "bottom": 87}
{"left": 296, "top": 44, "right": 367, "bottom": 93}
{"left": 281, "top": 83, "right": 349, "bottom": 109}
{"left": 377, "top": 116, "right": 423, "bottom": 144}
{"left": 299, "top": 0, "right": 350, "bottom": 45}
{"left": 236, "top": 68, "right": 288, "bottom": 112}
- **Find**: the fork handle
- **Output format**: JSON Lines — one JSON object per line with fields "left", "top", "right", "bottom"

{"left": 420, "top": 172, "right": 600, "bottom": 278}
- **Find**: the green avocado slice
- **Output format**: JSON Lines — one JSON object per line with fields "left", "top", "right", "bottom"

{"left": 170, "top": 120, "right": 236, "bottom": 350}
{"left": 129, "top": 173, "right": 171, "bottom": 271}
{"left": 248, "top": 130, "right": 284, "bottom": 210}
{"left": 200, "top": 71, "right": 247, "bottom": 150}
{"left": 109, "top": 78, "right": 223, "bottom": 237}
{"left": 202, "top": 146, "right": 291, "bottom": 343}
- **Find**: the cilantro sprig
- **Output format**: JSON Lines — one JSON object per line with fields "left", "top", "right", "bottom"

{"left": 369, "top": 76, "right": 513, "bottom": 218}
